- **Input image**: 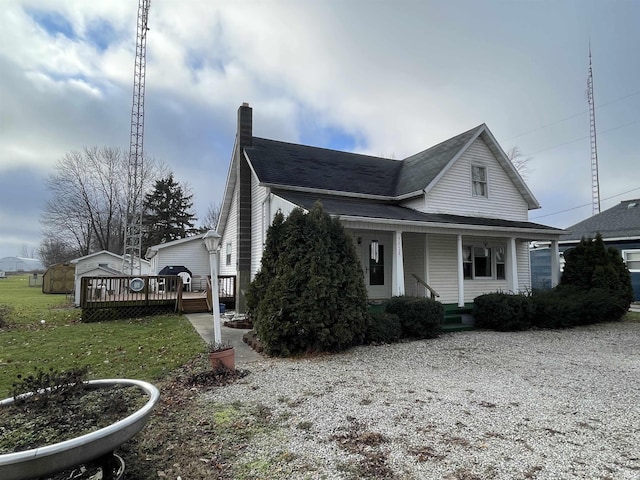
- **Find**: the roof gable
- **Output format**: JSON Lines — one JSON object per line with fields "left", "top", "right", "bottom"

{"left": 397, "top": 125, "right": 483, "bottom": 196}
{"left": 244, "top": 125, "right": 539, "bottom": 209}
{"left": 561, "top": 199, "right": 640, "bottom": 241}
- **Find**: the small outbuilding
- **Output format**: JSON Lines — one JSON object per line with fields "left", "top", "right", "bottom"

{"left": 42, "top": 263, "right": 76, "bottom": 294}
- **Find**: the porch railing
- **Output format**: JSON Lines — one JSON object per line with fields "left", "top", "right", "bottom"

{"left": 411, "top": 273, "right": 440, "bottom": 300}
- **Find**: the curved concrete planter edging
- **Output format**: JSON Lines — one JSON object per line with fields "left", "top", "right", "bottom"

{"left": 0, "top": 378, "right": 160, "bottom": 480}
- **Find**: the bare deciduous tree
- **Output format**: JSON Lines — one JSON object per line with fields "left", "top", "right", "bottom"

{"left": 38, "top": 238, "right": 78, "bottom": 267}
{"left": 41, "top": 146, "right": 164, "bottom": 257}
{"left": 506, "top": 146, "right": 532, "bottom": 179}
{"left": 200, "top": 201, "right": 222, "bottom": 231}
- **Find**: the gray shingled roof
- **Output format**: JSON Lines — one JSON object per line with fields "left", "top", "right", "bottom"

{"left": 245, "top": 127, "right": 485, "bottom": 198}
{"left": 275, "top": 191, "right": 562, "bottom": 232}
{"left": 561, "top": 199, "right": 640, "bottom": 241}
{"left": 245, "top": 124, "right": 540, "bottom": 209}
{"left": 246, "top": 138, "right": 401, "bottom": 197}
{"left": 396, "top": 125, "right": 484, "bottom": 195}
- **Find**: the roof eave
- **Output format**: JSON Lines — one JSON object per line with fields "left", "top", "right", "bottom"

{"left": 337, "top": 215, "right": 564, "bottom": 237}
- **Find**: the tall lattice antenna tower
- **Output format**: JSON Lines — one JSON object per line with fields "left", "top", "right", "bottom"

{"left": 123, "top": 0, "right": 151, "bottom": 275}
{"left": 587, "top": 43, "right": 601, "bottom": 216}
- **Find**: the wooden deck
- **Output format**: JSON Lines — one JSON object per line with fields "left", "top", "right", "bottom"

{"left": 80, "top": 275, "right": 235, "bottom": 321}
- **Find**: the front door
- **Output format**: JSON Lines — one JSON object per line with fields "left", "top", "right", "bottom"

{"left": 360, "top": 234, "right": 391, "bottom": 299}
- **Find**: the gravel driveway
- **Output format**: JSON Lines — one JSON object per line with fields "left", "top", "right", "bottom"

{"left": 207, "top": 321, "right": 640, "bottom": 479}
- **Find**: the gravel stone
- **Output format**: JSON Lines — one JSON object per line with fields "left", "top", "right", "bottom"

{"left": 206, "top": 321, "right": 640, "bottom": 479}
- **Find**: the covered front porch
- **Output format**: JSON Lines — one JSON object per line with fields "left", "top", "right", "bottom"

{"left": 346, "top": 223, "right": 562, "bottom": 307}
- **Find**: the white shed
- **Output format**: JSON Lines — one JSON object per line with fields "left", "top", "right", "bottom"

{"left": 145, "top": 234, "right": 211, "bottom": 291}
{"left": 69, "top": 250, "right": 150, "bottom": 306}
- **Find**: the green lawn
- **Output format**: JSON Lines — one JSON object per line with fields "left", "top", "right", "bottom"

{"left": 0, "top": 275, "right": 205, "bottom": 397}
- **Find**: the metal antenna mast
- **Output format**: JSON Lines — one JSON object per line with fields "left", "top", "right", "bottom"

{"left": 123, "top": 0, "right": 151, "bottom": 275}
{"left": 587, "top": 43, "right": 601, "bottom": 216}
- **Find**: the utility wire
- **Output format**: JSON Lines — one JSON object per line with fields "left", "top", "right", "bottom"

{"left": 526, "top": 118, "right": 640, "bottom": 156}
{"left": 531, "top": 186, "right": 640, "bottom": 220}
{"left": 505, "top": 90, "right": 640, "bottom": 142}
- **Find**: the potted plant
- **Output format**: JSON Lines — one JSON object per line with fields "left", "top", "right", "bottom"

{"left": 207, "top": 340, "right": 235, "bottom": 370}
{"left": 0, "top": 368, "right": 159, "bottom": 480}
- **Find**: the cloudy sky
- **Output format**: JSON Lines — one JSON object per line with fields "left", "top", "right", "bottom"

{"left": 1, "top": 0, "right": 639, "bottom": 260}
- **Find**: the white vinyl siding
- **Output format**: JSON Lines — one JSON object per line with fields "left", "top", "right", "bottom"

{"left": 154, "top": 241, "right": 210, "bottom": 279}
{"left": 399, "top": 195, "right": 424, "bottom": 211}
{"left": 251, "top": 172, "right": 268, "bottom": 278}
{"left": 219, "top": 185, "right": 238, "bottom": 276}
{"left": 517, "top": 240, "right": 531, "bottom": 290}
{"left": 425, "top": 138, "right": 529, "bottom": 221}
{"left": 426, "top": 234, "right": 459, "bottom": 304}
{"left": 402, "top": 233, "right": 425, "bottom": 297}
{"left": 271, "top": 194, "right": 301, "bottom": 219}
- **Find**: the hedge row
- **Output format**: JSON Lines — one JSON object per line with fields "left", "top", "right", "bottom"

{"left": 365, "top": 296, "right": 444, "bottom": 343}
{"left": 474, "top": 286, "right": 629, "bottom": 332}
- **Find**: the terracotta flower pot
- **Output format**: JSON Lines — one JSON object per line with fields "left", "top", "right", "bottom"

{"left": 209, "top": 347, "right": 235, "bottom": 370}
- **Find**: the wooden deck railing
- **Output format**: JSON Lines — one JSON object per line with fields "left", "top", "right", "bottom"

{"left": 80, "top": 274, "right": 236, "bottom": 317}
{"left": 79, "top": 275, "right": 182, "bottom": 309}
{"left": 205, "top": 275, "right": 236, "bottom": 311}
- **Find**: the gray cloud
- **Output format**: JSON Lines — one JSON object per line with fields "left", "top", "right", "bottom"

{"left": 1, "top": 0, "right": 639, "bottom": 259}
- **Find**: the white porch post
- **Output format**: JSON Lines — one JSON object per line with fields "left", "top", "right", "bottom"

{"left": 392, "top": 230, "right": 405, "bottom": 296}
{"left": 550, "top": 239, "right": 560, "bottom": 287}
{"left": 457, "top": 234, "right": 464, "bottom": 307}
{"left": 508, "top": 237, "right": 519, "bottom": 293}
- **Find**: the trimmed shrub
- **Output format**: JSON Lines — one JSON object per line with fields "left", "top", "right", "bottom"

{"left": 384, "top": 296, "right": 443, "bottom": 339}
{"left": 529, "top": 287, "right": 580, "bottom": 329}
{"left": 529, "top": 285, "right": 627, "bottom": 329}
{"left": 248, "top": 203, "right": 368, "bottom": 357}
{"left": 473, "top": 293, "right": 533, "bottom": 331}
{"left": 365, "top": 311, "right": 401, "bottom": 344}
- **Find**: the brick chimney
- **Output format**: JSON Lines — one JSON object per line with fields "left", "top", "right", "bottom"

{"left": 236, "top": 103, "right": 252, "bottom": 313}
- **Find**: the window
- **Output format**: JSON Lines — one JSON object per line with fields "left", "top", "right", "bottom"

{"left": 462, "top": 246, "right": 472, "bottom": 279}
{"left": 462, "top": 244, "right": 505, "bottom": 280}
{"left": 473, "top": 246, "right": 492, "bottom": 277}
{"left": 471, "top": 165, "right": 487, "bottom": 197}
{"left": 369, "top": 242, "right": 384, "bottom": 285}
{"left": 495, "top": 247, "right": 506, "bottom": 280}
{"left": 623, "top": 250, "right": 640, "bottom": 272}
{"left": 226, "top": 242, "right": 232, "bottom": 266}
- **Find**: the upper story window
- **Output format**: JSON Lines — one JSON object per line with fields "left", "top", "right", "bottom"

{"left": 226, "top": 242, "right": 232, "bottom": 266}
{"left": 471, "top": 165, "right": 488, "bottom": 197}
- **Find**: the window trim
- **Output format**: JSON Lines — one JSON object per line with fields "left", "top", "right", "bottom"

{"left": 225, "top": 242, "right": 232, "bottom": 266}
{"left": 471, "top": 164, "right": 488, "bottom": 198}
{"left": 462, "top": 243, "right": 506, "bottom": 280}
{"left": 622, "top": 249, "right": 640, "bottom": 272}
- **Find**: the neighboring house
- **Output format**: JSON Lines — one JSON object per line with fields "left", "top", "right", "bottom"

{"left": 559, "top": 199, "right": 640, "bottom": 300}
{"left": 0, "top": 257, "right": 45, "bottom": 273}
{"left": 145, "top": 234, "right": 211, "bottom": 290}
{"left": 69, "top": 251, "right": 151, "bottom": 306}
{"left": 217, "top": 103, "right": 564, "bottom": 312}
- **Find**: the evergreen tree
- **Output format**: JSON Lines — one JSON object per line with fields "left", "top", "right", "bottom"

{"left": 142, "top": 174, "right": 198, "bottom": 251}
{"left": 561, "top": 233, "right": 634, "bottom": 313}
{"left": 249, "top": 203, "right": 368, "bottom": 357}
